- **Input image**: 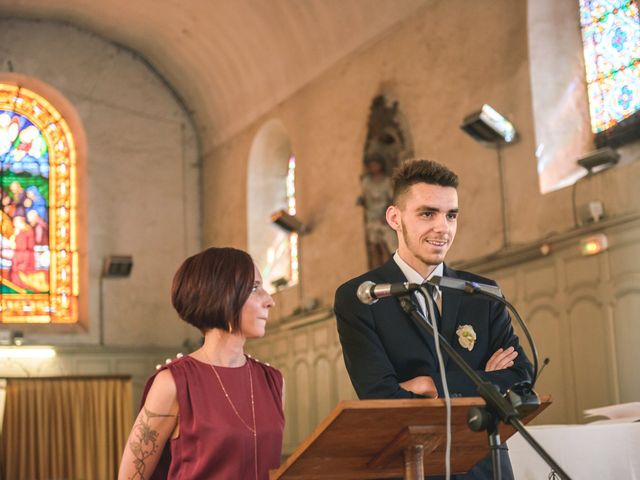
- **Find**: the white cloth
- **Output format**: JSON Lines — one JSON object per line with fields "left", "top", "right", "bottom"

{"left": 507, "top": 422, "right": 640, "bottom": 480}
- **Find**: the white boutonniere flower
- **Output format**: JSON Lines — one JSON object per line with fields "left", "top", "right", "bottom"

{"left": 456, "top": 325, "right": 476, "bottom": 351}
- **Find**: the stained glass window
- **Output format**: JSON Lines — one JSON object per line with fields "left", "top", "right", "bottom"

{"left": 579, "top": 0, "right": 640, "bottom": 133}
{"left": 0, "top": 84, "right": 78, "bottom": 323}
{"left": 286, "top": 155, "right": 299, "bottom": 285}
{"left": 261, "top": 155, "right": 298, "bottom": 291}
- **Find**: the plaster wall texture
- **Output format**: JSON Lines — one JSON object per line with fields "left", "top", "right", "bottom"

{"left": 203, "top": 0, "right": 639, "bottom": 314}
{"left": 0, "top": 19, "right": 201, "bottom": 347}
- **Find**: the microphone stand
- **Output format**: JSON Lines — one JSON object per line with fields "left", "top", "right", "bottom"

{"left": 399, "top": 286, "right": 572, "bottom": 480}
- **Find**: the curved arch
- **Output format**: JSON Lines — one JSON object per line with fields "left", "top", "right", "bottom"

{"left": 247, "top": 119, "right": 298, "bottom": 292}
{"left": 0, "top": 75, "right": 83, "bottom": 323}
{"left": 525, "top": 302, "right": 561, "bottom": 322}
{"left": 566, "top": 291, "right": 606, "bottom": 312}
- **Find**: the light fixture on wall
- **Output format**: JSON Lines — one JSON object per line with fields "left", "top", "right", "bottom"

{"left": 571, "top": 147, "right": 619, "bottom": 228}
{"left": 102, "top": 255, "right": 134, "bottom": 277}
{"left": 270, "top": 210, "right": 313, "bottom": 317}
{"left": 461, "top": 104, "right": 518, "bottom": 145}
{"left": 580, "top": 233, "right": 608, "bottom": 256}
{"left": 461, "top": 104, "right": 517, "bottom": 248}
{"left": 576, "top": 146, "right": 620, "bottom": 174}
{"left": 99, "top": 255, "right": 134, "bottom": 346}
{"left": 270, "top": 210, "right": 311, "bottom": 235}
{"left": 0, "top": 330, "right": 22, "bottom": 346}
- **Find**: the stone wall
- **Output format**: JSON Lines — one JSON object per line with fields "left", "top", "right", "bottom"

{"left": 0, "top": 19, "right": 201, "bottom": 348}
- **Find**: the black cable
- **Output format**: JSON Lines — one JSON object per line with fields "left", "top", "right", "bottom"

{"left": 465, "top": 287, "right": 540, "bottom": 389}
{"left": 398, "top": 296, "right": 572, "bottom": 480}
{"left": 571, "top": 171, "right": 593, "bottom": 229}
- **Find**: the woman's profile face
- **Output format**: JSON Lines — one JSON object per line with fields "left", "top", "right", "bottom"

{"left": 239, "top": 266, "right": 275, "bottom": 338}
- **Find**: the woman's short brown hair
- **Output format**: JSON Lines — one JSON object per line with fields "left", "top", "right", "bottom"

{"left": 171, "top": 247, "right": 255, "bottom": 333}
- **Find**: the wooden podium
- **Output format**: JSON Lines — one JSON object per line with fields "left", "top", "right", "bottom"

{"left": 270, "top": 396, "right": 550, "bottom": 479}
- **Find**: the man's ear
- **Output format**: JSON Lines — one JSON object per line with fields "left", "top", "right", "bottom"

{"left": 386, "top": 205, "right": 401, "bottom": 232}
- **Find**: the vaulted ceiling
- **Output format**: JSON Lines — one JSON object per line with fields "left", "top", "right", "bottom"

{"left": 1, "top": 0, "right": 428, "bottom": 151}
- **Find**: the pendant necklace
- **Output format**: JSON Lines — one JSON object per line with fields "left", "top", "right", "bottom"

{"left": 210, "top": 358, "right": 258, "bottom": 480}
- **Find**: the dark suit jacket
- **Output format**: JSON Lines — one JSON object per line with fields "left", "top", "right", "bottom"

{"left": 334, "top": 258, "right": 533, "bottom": 400}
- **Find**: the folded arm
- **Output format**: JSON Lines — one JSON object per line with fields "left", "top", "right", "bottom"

{"left": 431, "top": 299, "right": 533, "bottom": 396}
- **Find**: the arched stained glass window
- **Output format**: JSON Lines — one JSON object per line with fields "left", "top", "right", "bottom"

{"left": 247, "top": 120, "right": 298, "bottom": 294}
{"left": 259, "top": 155, "right": 299, "bottom": 291}
{"left": 579, "top": 0, "right": 640, "bottom": 143}
{"left": 0, "top": 83, "right": 78, "bottom": 323}
{"left": 287, "top": 156, "right": 299, "bottom": 285}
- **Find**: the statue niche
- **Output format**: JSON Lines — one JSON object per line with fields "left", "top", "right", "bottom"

{"left": 359, "top": 95, "right": 413, "bottom": 269}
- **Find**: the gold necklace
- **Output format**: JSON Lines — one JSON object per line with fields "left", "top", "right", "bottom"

{"left": 210, "top": 359, "right": 258, "bottom": 480}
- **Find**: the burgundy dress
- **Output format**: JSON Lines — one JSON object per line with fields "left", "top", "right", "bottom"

{"left": 141, "top": 355, "right": 285, "bottom": 479}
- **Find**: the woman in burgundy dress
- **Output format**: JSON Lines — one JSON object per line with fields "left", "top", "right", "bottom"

{"left": 118, "top": 247, "right": 284, "bottom": 480}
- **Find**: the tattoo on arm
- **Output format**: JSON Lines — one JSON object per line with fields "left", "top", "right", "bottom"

{"left": 127, "top": 407, "right": 177, "bottom": 480}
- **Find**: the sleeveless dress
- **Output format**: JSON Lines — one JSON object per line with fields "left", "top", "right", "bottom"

{"left": 141, "top": 355, "right": 285, "bottom": 480}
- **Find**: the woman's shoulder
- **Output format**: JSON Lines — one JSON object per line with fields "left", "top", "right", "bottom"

{"left": 247, "top": 355, "right": 283, "bottom": 383}
{"left": 143, "top": 355, "right": 196, "bottom": 391}
{"left": 140, "top": 366, "right": 179, "bottom": 413}
{"left": 247, "top": 354, "right": 280, "bottom": 373}
{"left": 148, "top": 368, "right": 177, "bottom": 396}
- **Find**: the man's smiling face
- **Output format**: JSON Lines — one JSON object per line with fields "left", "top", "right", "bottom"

{"left": 386, "top": 182, "right": 458, "bottom": 277}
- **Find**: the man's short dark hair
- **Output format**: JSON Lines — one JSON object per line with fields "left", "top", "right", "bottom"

{"left": 171, "top": 247, "right": 255, "bottom": 333}
{"left": 392, "top": 159, "right": 459, "bottom": 203}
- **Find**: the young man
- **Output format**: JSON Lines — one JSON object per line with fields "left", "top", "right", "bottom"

{"left": 334, "top": 159, "right": 533, "bottom": 479}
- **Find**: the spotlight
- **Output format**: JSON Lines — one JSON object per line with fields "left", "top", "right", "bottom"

{"left": 576, "top": 147, "right": 620, "bottom": 173}
{"left": 461, "top": 104, "right": 517, "bottom": 144}
{"left": 271, "top": 210, "right": 310, "bottom": 234}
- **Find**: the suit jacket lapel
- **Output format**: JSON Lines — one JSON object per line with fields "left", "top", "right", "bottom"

{"left": 378, "top": 258, "right": 438, "bottom": 362}
{"left": 377, "top": 257, "right": 407, "bottom": 283}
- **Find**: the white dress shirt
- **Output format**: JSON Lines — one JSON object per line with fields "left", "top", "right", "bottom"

{"left": 393, "top": 251, "right": 443, "bottom": 321}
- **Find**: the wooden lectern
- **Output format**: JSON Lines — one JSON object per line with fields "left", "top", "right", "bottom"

{"left": 270, "top": 396, "right": 550, "bottom": 479}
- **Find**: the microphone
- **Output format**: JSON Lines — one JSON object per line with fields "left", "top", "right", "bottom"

{"left": 428, "top": 276, "right": 503, "bottom": 298}
{"left": 356, "top": 281, "right": 421, "bottom": 305}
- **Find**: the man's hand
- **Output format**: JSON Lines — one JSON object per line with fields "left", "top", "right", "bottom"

{"left": 399, "top": 376, "right": 438, "bottom": 397}
{"left": 485, "top": 346, "right": 518, "bottom": 372}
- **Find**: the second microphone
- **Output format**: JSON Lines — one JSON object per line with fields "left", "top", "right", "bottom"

{"left": 356, "top": 281, "right": 421, "bottom": 305}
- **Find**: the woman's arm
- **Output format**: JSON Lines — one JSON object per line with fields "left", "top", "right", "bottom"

{"left": 118, "top": 369, "right": 179, "bottom": 480}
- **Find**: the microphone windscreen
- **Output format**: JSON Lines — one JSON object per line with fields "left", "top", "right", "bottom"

{"left": 356, "top": 281, "right": 376, "bottom": 305}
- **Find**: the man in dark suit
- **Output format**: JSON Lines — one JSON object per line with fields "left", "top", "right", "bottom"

{"left": 334, "top": 159, "right": 533, "bottom": 479}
